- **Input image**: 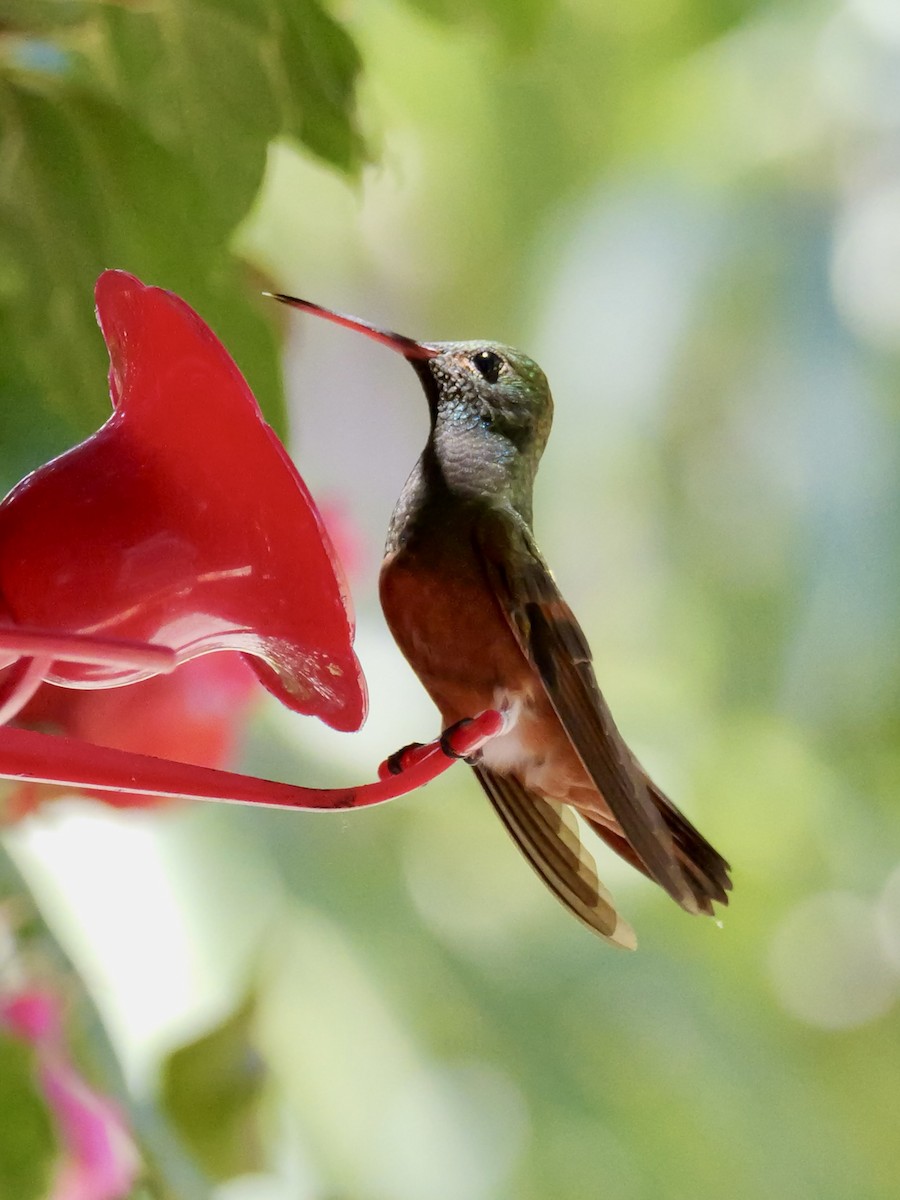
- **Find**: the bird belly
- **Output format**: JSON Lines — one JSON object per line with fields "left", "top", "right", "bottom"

{"left": 479, "top": 692, "right": 595, "bottom": 797}
{"left": 380, "top": 545, "right": 530, "bottom": 721}
{"left": 380, "top": 544, "right": 613, "bottom": 820}
{"left": 477, "top": 687, "right": 542, "bottom": 774}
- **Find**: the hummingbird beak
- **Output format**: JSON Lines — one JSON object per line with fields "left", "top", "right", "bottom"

{"left": 265, "top": 294, "right": 440, "bottom": 361}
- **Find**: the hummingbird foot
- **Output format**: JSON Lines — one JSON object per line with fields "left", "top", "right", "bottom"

{"left": 376, "top": 711, "right": 504, "bottom": 780}
{"left": 380, "top": 742, "right": 426, "bottom": 778}
{"left": 439, "top": 718, "right": 480, "bottom": 765}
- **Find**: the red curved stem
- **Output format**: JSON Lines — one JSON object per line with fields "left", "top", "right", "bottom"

{"left": 0, "top": 628, "right": 177, "bottom": 675}
{"left": 0, "top": 710, "right": 504, "bottom": 811}
{"left": 0, "top": 657, "right": 51, "bottom": 725}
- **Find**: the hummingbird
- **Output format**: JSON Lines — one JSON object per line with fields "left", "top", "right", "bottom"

{"left": 272, "top": 294, "right": 732, "bottom": 947}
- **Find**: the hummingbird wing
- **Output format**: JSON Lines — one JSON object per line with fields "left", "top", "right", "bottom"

{"left": 474, "top": 506, "right": 698, "bottom": 912}
{"left": 472, "top": 763, "right": 637, "bottom": 948}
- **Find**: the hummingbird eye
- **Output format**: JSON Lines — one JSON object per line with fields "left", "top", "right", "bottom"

{"left": 471, "top": 349, "right": 503, "bottom": 384}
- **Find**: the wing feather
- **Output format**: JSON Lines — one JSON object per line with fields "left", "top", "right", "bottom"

{"left": 472, "top": 764, "right": 636, "bottom": 948}
{"left": 474, "top": 508, "right": 698, "bottom": 911}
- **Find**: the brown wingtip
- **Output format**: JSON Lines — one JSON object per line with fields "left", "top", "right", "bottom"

{"left": 586, "top": 792, "right": 732, "bottom": 918}
{"left": 264, "top": 292, "right": 439, "bottom": 361}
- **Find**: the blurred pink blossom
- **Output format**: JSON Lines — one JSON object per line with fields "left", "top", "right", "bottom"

{"left": 0, "top": 988, "right": 140, "bottom": 1200}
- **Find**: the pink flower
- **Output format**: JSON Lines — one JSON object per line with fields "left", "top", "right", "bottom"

{"left": 0, "top": 989, "right": 140, "bottom": 1200}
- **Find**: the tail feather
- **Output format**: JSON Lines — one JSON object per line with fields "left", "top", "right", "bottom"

{"left": 586, "top": 781, "right": 731, "bottom": 916}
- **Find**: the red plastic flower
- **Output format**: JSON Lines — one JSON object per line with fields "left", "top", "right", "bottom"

{"left": 0, "top": 270, "right": 366, "bottom": 732}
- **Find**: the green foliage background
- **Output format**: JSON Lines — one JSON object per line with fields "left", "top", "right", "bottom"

{"left": 2, "top": 0, "right": 899, "bottom": 1198}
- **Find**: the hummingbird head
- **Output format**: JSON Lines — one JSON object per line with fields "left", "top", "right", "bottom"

{"left": 269, "top": 295, "right": 553, "bottom": 515}
{"left": 409, "top": 341, "right": 553, "bottom": 508}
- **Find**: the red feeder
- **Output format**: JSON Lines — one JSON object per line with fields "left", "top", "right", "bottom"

{"left": 0, "top": 271, "right": 365, "bottom": 732}
{"left": 0, "top": 271, "right": 501, "bottom": 810}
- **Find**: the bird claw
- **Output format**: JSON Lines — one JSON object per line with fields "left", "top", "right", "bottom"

{"left": 377, "top": 712, "right": 500, "bottom": 782}
{"left": 439, "top": 718, "right": 479, "bottom": 765}
{"left": 378, "top": 742, "right": 425, "bottom": 780}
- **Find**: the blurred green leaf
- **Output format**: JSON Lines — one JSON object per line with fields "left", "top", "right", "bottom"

{"left": 90, "top": 0, "right": 366, "bottom": 214}
{"left": 404, "top": 0, "right": 550, "bottom": 51}
{"left": 0, "top": 0, "right": 364, "bottom": 464}
{"left": 275, "top": 0, "right": 367, "bottom": 169}
{"left": 160, "top": 995, "right": 267, "bottom": 1183}
{"left": 0, "top": 1034, "right": 57, "bottom": 1200}
{"left": 0, "top": 0, "right": 88, "bottom": 33}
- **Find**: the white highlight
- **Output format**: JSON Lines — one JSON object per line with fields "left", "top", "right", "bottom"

{"left": 478, "top": 690, "right": 530, "bottom": 775}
